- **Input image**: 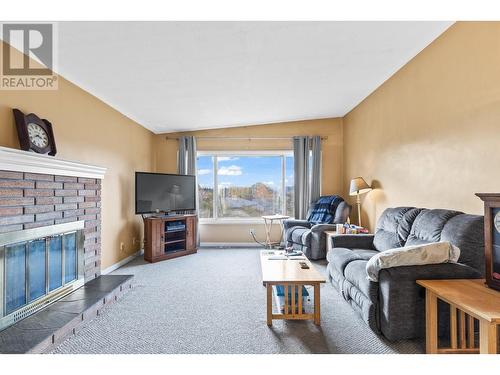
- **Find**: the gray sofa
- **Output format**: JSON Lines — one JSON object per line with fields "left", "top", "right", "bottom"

{"left": 327, "top": 207, "right": 484, "bottom": 341}
{"left": 284, "top": 199, "right": 351, "bottom": 260}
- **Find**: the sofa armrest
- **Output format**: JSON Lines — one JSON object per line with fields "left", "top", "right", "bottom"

{"left": 377, "top": 263, "right": 482, "bottom": 341}
{"left": 379, "top": 262, "right": 482, "bottom": 281}
{"left": 283, "top": 219, "right": 311, "bottom": 231}
{"left": 310, "top": 223, "right": 337, "bottom": 233}
{"left": 331, "top": 234, "right": 375, "bottom": 250}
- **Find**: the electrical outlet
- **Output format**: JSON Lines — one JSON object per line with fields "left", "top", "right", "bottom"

{"left": 120, "top": 242, "right": 125, "bottom": 252}
{"left": 132, "top": 237, "right": 137, "bottom": 246}
{"left": 249, "top": 228, "right": 255, "bottom": 235}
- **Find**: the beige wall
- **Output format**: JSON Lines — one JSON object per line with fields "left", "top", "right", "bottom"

{"left": 0, "top": 44, "right": 155, "bottom": 268}
{"left": 343, "top": 22, "right": 500, "bottom": 231}
{"left": 154, "top": 118, "right": 343, "bottom": 243}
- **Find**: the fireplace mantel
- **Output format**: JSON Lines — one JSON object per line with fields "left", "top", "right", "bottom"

{"left": 0, "top": 146, "right": 106, "bottom": 179}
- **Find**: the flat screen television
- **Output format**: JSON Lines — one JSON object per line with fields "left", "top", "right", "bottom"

{"left": 135, "top": 172, "right": 196, "bottom": 214}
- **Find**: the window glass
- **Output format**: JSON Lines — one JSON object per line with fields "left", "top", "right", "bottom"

{"left": 285, "top": 155, "right": 294, "bottom": 217}
{"left": 197, "top": 153, "right": 294, "bottom": 219}
{"left": 197, "top": 155, "right": 214, "bottom": 218}
{"left": 217, "top": 156, "right": 283, "bottom": 218}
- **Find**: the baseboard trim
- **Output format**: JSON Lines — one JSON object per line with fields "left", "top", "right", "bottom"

{"left": 200, "top": 242, "right": 261, "bottom": 248}
{"left": 102, "top": 249, "right": 143, "bottom": 275}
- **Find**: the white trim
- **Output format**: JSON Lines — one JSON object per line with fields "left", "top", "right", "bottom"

{"left": 200, "top": 242, "right": 260, "bottom": 248}
{"left": 101, "top": 248, "right": 143, "bottom": 275}
{"left": 200, "top": 218, "right": 268, "bottom": 225}
{"left": 0, "top": 146, "right": 107, "bottom": 179}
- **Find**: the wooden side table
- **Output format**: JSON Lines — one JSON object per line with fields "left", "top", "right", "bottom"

{"left": 417, "top": 279, "right": 500, "bottom": 354}
{"left": 261, "top": 214, "right": 289, "bottom": 249}
{"left": 325, "top": 230, "right": 337, "bottom": 254}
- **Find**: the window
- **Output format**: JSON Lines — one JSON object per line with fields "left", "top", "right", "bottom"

{"left": 197, "top": 152, "right": 294, "bottom": 220}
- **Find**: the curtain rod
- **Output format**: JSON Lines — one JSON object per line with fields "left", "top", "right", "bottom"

{"left": 165, "top": 136, "right": 328, "bottom": 141}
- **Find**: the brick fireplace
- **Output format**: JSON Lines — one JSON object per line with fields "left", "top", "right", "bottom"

{"left": 0, "top": 146, "right": 107, "bottom": 330}
{"left": 0, "top": 170, "right": 102, "bottom": 281}
{"left": 0, "top": 146, "right": 134, "bottom": 353}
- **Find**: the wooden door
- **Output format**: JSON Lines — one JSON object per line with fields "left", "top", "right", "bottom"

{"left": 185, "top": 216, "right": 197, "bottom": 251}
{"left": 153, "top": 220, "right": 165, "bottom": 257}
{"left": 143, "top": 219, "right": 152, "bottom": 261}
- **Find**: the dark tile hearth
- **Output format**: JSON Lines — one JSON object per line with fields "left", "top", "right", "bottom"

{"left": 0, "top": 275, "right": 133, "bottom": 354}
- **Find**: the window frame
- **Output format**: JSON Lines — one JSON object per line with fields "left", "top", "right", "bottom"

{"left": 197, "top": 150, "right": 293, "bottom": 224}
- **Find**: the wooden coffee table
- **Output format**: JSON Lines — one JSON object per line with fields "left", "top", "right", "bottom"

{"left": 260, "top": 250, "right": 326, "bottom": 326}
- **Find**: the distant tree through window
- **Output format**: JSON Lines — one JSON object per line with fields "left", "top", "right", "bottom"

{"left": 197, "top": 152, "right": 294, "bottom": 219}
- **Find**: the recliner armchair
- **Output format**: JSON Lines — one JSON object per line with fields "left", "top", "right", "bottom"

{"left": 283, "top": 195, "right": 351, "bottom": 260}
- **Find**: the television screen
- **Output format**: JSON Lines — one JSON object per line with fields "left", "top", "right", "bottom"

{"left": 135, "top": 172, "right": 196, "bottom": 214}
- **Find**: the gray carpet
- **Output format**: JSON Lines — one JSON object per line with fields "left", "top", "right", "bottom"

{"left": 52, "top": 248, "right": 424, "bottom": 354}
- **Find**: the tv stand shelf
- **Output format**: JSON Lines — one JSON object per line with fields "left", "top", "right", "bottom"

{"left": 143, "top": 214, "right": 198, "bottom": 263}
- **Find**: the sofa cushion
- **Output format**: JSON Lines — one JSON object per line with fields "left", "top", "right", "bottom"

{"left": 341, "top": 266, "right": 380, "bottom": 332}
{"left": 344, "top": 260, "right": 379, "bottom": 303}
{"left": 398, "top": 208, "right": 426, "bottom": 244}
{"left": 366, "top": 241, "right": 461, "bottom": 282}
{"left": 327, "top": 247, "right": 378, "bottom": 275}
{"left": 351, "top": 249, "right": 379, "bottom": 260}
{"left": 289, "top": 227, "right": 311, "bottom": 244}
{"left": 441, "top": 214, "right": 484, "bottom": 273}
{"left": 373, "top": 207, "right": 423, "bottom": 251}
{"left": 406, "top": 209, "right": 462, "bottom": 246}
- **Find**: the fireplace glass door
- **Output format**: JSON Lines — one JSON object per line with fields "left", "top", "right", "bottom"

{"left": 0, "top": 222, "right": 85, "bottom": 330}
{"left": 4, "top": 233, "right": 78, "bottom": 315}
{"left": 5, "top": 243, "right": 26, "bottom": 315}
{"left": 49, "top": 235, "right": 63, "bottom": 292}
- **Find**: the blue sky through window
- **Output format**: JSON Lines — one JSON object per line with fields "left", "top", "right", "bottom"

{"left": 197, "top": 153, "right": 294, "bottom": 218}
{"left": 197, "top": 155, "right": 292, "bottom": 189}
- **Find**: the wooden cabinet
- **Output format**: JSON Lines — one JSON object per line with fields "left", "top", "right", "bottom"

{"left": 476, "top": 193, "right": 500, "bottom": 291}
{"left": 143, "top": 214, "right": 198, "bottom": 263}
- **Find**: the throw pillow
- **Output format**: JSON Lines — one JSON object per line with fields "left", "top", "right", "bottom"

{"left": 366, "top": 241, "right": 460, "bottom": 282}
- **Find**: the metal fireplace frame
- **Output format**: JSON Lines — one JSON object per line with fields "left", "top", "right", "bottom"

{"left": 0, "top": 221, "right": 85, "bottom": 331}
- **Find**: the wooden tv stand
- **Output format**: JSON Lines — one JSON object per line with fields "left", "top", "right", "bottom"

{"left": 143, "top": 214, "right": 198, "bottom": 263}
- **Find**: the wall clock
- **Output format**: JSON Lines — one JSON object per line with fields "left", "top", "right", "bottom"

{"left": 13, "top": 108, "right": 57, "bottom": 156}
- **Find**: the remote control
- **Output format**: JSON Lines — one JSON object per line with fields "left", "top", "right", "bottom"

{"left": 299, "top": 262, "right": 309, "bottom": 269}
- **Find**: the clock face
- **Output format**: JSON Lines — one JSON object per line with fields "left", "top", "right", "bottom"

{"left": 495, "top": 210, "right": 500, "bottom": 233}
{"left": 27, "top": 122, "right": 49, "bottom": 148}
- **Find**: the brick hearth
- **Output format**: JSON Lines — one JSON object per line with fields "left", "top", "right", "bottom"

{"left": 0, "top": 170, "right": 102, "bottom": 281}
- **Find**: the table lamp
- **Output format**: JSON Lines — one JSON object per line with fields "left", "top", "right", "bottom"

{"left": 349, "top": 177, "right": 372, "bottom": 227}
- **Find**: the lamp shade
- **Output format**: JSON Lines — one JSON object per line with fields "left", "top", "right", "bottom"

{"left": 349, "top": 177, "right": 372, "bottom": 196}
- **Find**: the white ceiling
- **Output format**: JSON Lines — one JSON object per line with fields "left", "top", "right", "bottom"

{"left": 55, "top": 21, "right": 452, "bottom": 133}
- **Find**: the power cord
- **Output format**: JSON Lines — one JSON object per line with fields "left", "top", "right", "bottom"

{"left": 250, "top": 229, "right": 267, "bottom": 247}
